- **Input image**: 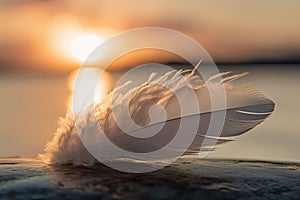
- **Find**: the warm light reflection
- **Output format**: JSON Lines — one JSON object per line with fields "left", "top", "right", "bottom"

{"left": 70, "top": 34, "right": 104, "bottom": 62}
{"left": 67, "top": 68, "right": 108, "bottom": 110}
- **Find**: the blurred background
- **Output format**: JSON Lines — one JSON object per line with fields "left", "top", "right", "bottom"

{"left": 0, "top": 0, "right": 299, "bottom": 162}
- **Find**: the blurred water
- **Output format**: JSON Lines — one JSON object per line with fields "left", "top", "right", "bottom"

{"left": 0, "top": 74, "right": 69, "bottom": 157}
{"left": 0, "top": 65, "right": 299, "bottom": 163}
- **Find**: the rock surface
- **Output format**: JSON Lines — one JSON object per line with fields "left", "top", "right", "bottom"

{"left": 1, "top": 158, "right": 300, "bottom": 199}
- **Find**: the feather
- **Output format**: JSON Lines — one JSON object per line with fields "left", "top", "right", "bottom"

{"left": 40, "top": 66, "right": 275, "bottom": 165}
{"left": 92, "top": 70, "right": 275, "bottom": 158}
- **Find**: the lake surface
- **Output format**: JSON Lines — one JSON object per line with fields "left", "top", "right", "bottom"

{"left": 0, "top": 64, "right": 299, "bottom": 163}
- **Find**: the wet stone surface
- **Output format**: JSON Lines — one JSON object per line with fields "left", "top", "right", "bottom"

{"left": 1, "top": 158, "right": 300, "bottom": 199}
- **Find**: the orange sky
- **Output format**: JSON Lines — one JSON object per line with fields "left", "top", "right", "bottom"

{"left": 0, "top": 0, "right": 300, "bottom": 72}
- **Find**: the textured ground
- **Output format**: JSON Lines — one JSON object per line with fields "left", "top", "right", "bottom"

{"left": 1, "top": 157, "right": 300, "bottom": 200}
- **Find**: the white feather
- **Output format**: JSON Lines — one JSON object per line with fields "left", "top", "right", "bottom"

{"left": 40, "top": 67, "right": 274, "bottom": 165}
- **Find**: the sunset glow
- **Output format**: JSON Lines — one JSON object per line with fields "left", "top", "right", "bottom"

{"left": 70, "top": 34, "right": 104, "bottom": 62}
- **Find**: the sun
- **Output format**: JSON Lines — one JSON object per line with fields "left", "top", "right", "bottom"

{"left": 70, "top": 34, "right": 104, "bottom": 62}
